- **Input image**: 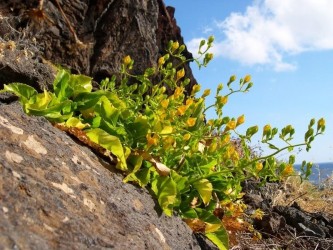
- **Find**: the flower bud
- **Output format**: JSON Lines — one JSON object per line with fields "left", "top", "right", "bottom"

{"left": 225, "top": 120, "right": 236, "bottom": 131}
{"left": 158, "top": 57, "right": 165, "bottom": 66}
{"left": 123, "top": 55, "right": 132, "bottom": 65}
{"left": 244, "top": 75, "right": 251, "bottom": 83}
{"left": 208, "top": 36, "right": 215, "bottom": 44}
{"left": 191, "top": 85, "right": 201, "bottom": 95}
{"left": 178, "top": 44, "right": 186, "bottom": 53}
{"left": 229, "top": 75, "right": 236, "bottom": 82}
{"left": 176, "top": 68, "right": 185, "bottom": 80}
{"left": 263, "top": 124, "right": 272, "bottom": 139}
{"left": 217, "top": 84, "right": 223, "bottom": 92}
{"left": 172, "top": 41, "right": 179, "bottom": 51}
{"left": 236, "top": 115, "right": 245, "bottom": 126}
{"left": 318, "top": 118, "right": 325, "bottom": 127}
{"left": 317, "top": 118, "right": 326, "bottom": 132}
{"left": 183, "top": 133, "right": 191, "bottom": 141}
{"left": 186, "top": 98, "right": 194, "bottom": 106}
{"left": 217, "top": 96, "right": 228, "bottom": 105}
{"left": 202, "top": 89, "right": 211, "bottom": 98}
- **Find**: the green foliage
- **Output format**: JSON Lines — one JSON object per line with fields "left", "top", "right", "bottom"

{"left": 0, "top": 36, "right": 325, "bottom": 249}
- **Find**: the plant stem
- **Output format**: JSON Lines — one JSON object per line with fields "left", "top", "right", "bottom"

{"left": 189, "top": 142, "right": 307, "bottom": 184}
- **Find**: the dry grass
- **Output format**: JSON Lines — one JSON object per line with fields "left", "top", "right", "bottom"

{"left": 272, "top": 174, "right": 333, "bottom": 217}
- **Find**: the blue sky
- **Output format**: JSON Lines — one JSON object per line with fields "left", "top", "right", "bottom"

{"left": 164, "top": 0, "right": 333, "bottom": 164}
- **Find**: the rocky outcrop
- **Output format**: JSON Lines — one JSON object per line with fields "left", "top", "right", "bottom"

{"left": 0, "top": 1, "right": 208, "bottom": 249}
{"left": 0, "top": 102, "right": 201, "bottom": 249}
{"left": 242, "top": 180, "right": 333, "bottom": 249}
{"left": 0, "top": 0, "right": 197, "bottom": 90}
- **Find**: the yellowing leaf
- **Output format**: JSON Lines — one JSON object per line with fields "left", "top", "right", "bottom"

{"left": 205, "top": 222, "right": 222, "bottom": 233}
{"left": 193, "top": 179, "right": 212, "bottom": 205}
{"left": 205, "top": 227, "right": 229, "bottom": 250}
{"left": 161, "top": 126, "right": 173, "bottom": 135}
{"left": 184, "top": 218, "right": 206, "bottom": 233}
{"left": 85, "top": 128, "right": 127, "bottom": 171}
{"left": 2, "top": 83, "right": 37, "bottom": 104}
{"left": 65, "top": 117, "right": 90, "bottom": 129}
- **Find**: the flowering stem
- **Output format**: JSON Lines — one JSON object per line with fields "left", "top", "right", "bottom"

{"left": 189, "top": 142, "right": 307, "bottom": 184}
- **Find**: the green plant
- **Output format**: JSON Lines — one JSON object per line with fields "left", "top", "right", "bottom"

{"left": 0, "top": 37, "right": 325, "bottom": 249}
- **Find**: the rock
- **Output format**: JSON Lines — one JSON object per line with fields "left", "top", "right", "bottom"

{"left": 243, "top": 179, "right": 333, "bottom": 238}
{"left": 0, "top": 1, "right": 215, "bottom": 248}
{"left": 0, "top": 102, "right": 201, "bottom": 249}
{"left": 0, "top": 40, "right": 55, "bottom": 92}
{"left": 242, "top": 179, "right": 280, "bottom": 211}
{"left": 253, "top": 212, "right": 286, "bottom": 235}
{"left": 0, "top": 0, "right": 197, "bottom": 93}
{"left": 156, "top": 2, "right": 198, "bottom": 93}
{"left": 274, "top": 206, "right": 331, "bottom": 238}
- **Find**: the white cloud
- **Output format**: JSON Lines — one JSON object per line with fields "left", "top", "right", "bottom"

{"left": 186, "top": 0, "right": 333, "bottom": 72}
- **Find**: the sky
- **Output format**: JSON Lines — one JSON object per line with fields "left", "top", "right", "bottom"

{"left": 164, "top": 0, "right": 333, "bottom": 164}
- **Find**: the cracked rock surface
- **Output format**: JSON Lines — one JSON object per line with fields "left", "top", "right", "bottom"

{"left": 0, "top": 102, "right": 201, "bottom": 249}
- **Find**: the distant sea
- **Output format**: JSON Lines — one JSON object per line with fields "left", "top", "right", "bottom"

{"left": 294, "top": 162, "right": 333, "bottom": 185}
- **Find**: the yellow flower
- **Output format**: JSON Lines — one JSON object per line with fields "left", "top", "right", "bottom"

{"left": 236, "top": 115, "right": 245, "bottom": 126}
{"left": 162, "top": 136, "right": 175, "bottom": 149}
{"left": 146, "top": 133, "right": 159, "bottom": 147}
{"left": 282, "top": 164, "right": 294, "bottom": 176}
{"left": 177, "top": 105, "right": 187, "bottom": 116}
{"left": 226, "top": 145, "right": 239, "bottom": 162}
{"left": 244, "top": 74, "right": 251, "bottom": 83}
{"left": 176, "top": 68, "right": 185, "bottom": 80}
{"left": 123, "top": 55, "right": 132, "bottom": 65}
{"left": 207, "top": 119, "right": 214, "bottom": 126}
{"left": 161, "top": 99, "right": 169, "bottom": 109}
{"left": 186, "top": 98, "right": 194, "bottom": 106}
{"left": 172, "top": 41, "right": 179, "bottom": 51}
{"left": 186, "top": 118, "right": 197, "bottom": 127}
{"left": 256, "top": 162, "right": 263, "bottom": 172}
{"left": 174, "top": 86, "right": 184, "bottom": 98}
{"left": 202, "top": 89, "right": 211, "bottom": 98}
{"left": 158, "top": 56, "right": 165, "bottom": 66}
{"left": 225, "top": 120, "right": 236, "bottom": 131}
{"left": 159, "top": 112, "right": 167, "bottom": 120}
{"left": 222, "top": 134, "right": 230, "bottom": 144}
{"left": 183, "top": 133, "right": 191, "bottom": 141}
{"left": 217, "top": 96, "right": 228, "bottom": 105}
